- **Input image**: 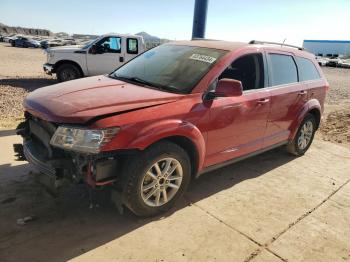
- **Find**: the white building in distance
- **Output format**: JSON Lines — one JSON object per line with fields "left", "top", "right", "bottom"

{"left": 303, "top": 40, "right": 350, "bottom": 57}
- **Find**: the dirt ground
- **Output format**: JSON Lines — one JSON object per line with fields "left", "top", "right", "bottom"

{"left": 318, "top": 66, "right": 350, "bottom": 147}
{"left": 0, "top": 42, "right": 350, "bottom": 262}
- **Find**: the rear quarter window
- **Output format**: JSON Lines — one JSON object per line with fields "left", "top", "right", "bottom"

{"left": 268, "top": 54, "right": 298, "bottom": 86}
{"left": 297, "top": 57, "right": 321, "bottom": 81}
{"left": 127, "top": 38, "right": 138, "bottom": 54}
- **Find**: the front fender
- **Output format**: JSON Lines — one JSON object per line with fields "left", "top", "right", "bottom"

{"left": 130, "top": 120, "right": 206, "bottom": 172}
{"left": 52, "top": 56, "right": 88, "bottom": 76}
{"left": 289, "top": 99, "right": 321, "bottom": 140}
{"left": 102, "top": 119, "right": 206, "bottom": 172}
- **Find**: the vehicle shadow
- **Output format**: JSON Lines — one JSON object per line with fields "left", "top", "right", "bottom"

{"left": 0, "top": 77, "right": 57, "bottom": 92}
{"left": 0, "top": 146, "right": 296, "bottom": 261}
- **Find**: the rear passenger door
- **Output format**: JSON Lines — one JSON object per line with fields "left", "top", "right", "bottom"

{"left": 296, "top": 56, "right": 324, "bottom": 105}
{"left": 264, "top": 51, "right": 307, "bottom": 147}
{"left": 124, "top": 37, "right": 140, "bottom": 63}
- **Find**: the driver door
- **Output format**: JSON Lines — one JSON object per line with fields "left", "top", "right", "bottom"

{"left": 86, "top": 36, "right": 125, "bottom": 76}
{"left": 205, "top": 52, "right": 270, "bottom": 167}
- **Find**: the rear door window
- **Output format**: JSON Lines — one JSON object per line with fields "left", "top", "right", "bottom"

{"left": 296, "top": 57, "right": 321, "bottom": 81}
{"left": 268, "top": 54, "right": 298, "bottom": 86}
{"left": 127, "top": 38, "right": 138, "bottom": 54}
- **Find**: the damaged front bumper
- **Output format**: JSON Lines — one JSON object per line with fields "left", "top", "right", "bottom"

{"left": 15, "top": 114, "right": 129, "bottom": 188}
{"left": 43, "top": 63, "right": 54, "bottom": 75}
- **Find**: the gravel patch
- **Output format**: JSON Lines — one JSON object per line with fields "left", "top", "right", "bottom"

{"left": 322, "top": 67, "right": 350, "bottom": 104}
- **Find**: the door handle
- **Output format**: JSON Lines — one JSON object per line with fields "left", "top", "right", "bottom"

{"left": 257, "top": 98, "right": 270, "bottom": 105}
{"left": 119, "top": 56, "right": 124, "bottom": 63}
{"left": 298, "top": 90, "right": 307, "bottom": 96}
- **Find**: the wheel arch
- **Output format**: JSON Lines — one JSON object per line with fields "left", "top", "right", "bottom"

{"left": 124, "top": 120, "right": 206, "bottom": 178}
{"left": 289, "top": 99, "right": 322, "bottom": 140}
{"left": 308, "top": 107, "right": 321, "bottom": 130}
{"left": 54, "top": 60, "right": 84, "bottom": 76}
{"left": 156, "top": 135, "right": 200, "bottom": 179}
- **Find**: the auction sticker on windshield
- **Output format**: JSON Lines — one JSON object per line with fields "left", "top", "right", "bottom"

{"left": 189, "top": 54, "right": 217, "bottom": 63}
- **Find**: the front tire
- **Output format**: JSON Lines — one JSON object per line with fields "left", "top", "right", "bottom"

{"left": 287, "top": 113, "right": 316, "bottom": 156}
{"left": 56, "top": 64, "right": 82, "bottom": 82}
{"left": 121, "top": 141, "right": 191, "bottom": 217}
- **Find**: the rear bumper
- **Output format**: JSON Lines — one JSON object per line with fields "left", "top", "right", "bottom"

{"left": 43, "top": 63, "right": 54, "bottom": 75}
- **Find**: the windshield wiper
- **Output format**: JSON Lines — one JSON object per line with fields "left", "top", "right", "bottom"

{"left": 129, "top": 77, "right": 155, "bottom": 87}
{"left": 158, "top": 85, "right": 183, "bottom": 93}
{"left": 111, "top": 74, "right": 182, "bottom": 93}
{"left": 112, "top": 75, "right": 156, "bottom": 87}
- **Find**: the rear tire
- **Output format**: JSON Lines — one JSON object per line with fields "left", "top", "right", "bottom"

{"left": 287, "top": 113, "right": 316, "bottom": 156}
{"left": 121, "top": 141, "right": 191, "bottom": 217}
{"left": 56, "top": 64, "right": 82, "bottom": 82}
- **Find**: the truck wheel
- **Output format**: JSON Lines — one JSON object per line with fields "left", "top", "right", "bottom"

{"left": 56, "top": 64, "right": 82, "bottom": 82}
{"left": 287, "top": 113, "right": 316, "bottom": 156}
{"left": 121, "top": 141, "right": 191, "bottom": 217}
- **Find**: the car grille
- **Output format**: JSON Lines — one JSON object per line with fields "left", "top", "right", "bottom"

{"left": 23, "top": 140, "right": 56, "bottom": 176}
{"left": 26, "top": 114, "right": 57, "bottom": 159}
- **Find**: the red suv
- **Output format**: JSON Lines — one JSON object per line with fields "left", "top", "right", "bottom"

{"left": 16, "top": 40, "right": 328, "bottom": 216}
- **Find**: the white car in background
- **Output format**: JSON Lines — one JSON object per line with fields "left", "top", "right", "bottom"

{"left": 43, "top": 34, "right": 145, "bottom": 82}
{"left": 326, "top": 56, "right": 343, "bottom": 67}
{"left": 315, "top": 56, "right": 328, "bottom": 66}
{"left": 338, "top": 59, "right": 350, "bottom": 68}
{"left": 2, "top": 34, "right": 15, "bottom": 42}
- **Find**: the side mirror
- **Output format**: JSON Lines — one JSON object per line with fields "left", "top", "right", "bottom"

{"left": 90, "top": 44, "right": 104, "bottom": 54}
{"left": 215, "top": 78, "right": 243, "bottom": 97}
{"left": 89, "top": 44, "right": 97, "bottom": 54}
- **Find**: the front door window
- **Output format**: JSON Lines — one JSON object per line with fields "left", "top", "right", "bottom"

{"left": 218, "top": 53, "right": 265, "bottom": 91}
{"left": 96, "top": 37, "right": 121, "bottom": 53}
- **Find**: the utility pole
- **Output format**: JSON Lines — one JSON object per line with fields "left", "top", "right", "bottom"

{"left": 191, "top": 0, "right": 209, "bottom": 39}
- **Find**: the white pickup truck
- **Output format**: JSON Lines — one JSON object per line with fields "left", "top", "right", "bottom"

{"left": 43, "top": 34, "right": 145, "bottom": 82}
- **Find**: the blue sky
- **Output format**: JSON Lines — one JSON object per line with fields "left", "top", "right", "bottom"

{"left": 1, "top": 0, "right": 349, "bottom": 45}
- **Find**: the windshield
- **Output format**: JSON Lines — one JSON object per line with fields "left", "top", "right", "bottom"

{"left": 82, "top": 40, "right": 95, "bottom": 49}
{"left": 110, "top": 44, "right": 227, "bottom": 93}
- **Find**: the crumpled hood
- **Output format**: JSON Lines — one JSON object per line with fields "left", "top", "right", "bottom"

{"left": 24, "top": 75, "right": 184, "bottom": 123}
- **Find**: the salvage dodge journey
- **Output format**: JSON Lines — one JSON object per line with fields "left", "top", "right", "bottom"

{"left": 16, "top": 40, "right": 328, "bottom": 216}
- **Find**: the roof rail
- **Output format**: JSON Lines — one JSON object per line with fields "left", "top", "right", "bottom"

{"left": 249, "top": 40, "right": 304, "bottom": 50}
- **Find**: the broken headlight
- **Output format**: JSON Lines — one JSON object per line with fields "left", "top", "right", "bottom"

{"left": 50, "top": 126, "right": 119, "bottom": 154}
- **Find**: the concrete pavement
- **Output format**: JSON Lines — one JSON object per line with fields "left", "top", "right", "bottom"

{"left": 0, "top": 134, "right": 349, "bottom": 261}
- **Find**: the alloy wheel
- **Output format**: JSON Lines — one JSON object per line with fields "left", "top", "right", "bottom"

{"left": 297, "top": 120, "right": 314, "bottom": 150}
{"left": 141, "top": 158, "right": 183, "bottom": 207}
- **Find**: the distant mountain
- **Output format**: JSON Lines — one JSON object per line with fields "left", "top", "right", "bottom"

{"left": 136, "top": 31, "right": 160, "bottom": 42}
{"left": 0, "top": 22, "right": 52, "bottom": 36}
